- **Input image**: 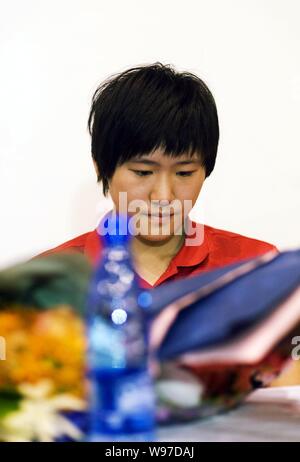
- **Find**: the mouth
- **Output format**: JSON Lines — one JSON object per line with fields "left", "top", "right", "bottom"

{"left": 146, "top": 213, "right": 174, "bottom": 218}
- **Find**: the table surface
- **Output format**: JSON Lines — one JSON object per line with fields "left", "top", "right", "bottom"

{"left": 157, "top": 386, "right": 300, "bottom": 442}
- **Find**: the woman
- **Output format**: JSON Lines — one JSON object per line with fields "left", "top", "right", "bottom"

{"left": 37, "top": 62, "right": 277, "bottom": 288}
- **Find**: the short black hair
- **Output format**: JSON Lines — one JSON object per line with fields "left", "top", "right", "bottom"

{"left": 88, "top": 62, "right": 219, "bottom": 196}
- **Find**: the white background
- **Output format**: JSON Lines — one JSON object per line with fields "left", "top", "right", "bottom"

{"left": 0, "top": 0, "right": 299, "bottom": 269}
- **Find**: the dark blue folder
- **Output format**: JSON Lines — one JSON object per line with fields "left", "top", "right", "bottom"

{"left": 147, "top": 250, "right": 300, "bottom": 360}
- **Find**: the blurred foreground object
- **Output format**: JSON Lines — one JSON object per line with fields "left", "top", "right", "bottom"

{"left": 0, "top": 253, "right": 91, "bottom": 441}
{"left": 0, "top": 380, "right": 85, "bottom": 442}
{"left": 0, "top": 248, "right": 299, "bottom": 440}
{"left": 157, "top": 386, "right": 300, "bottom": 442}
{"left": 85, "top": 213, "right": 156, "bottom": 441}
{"left": 0, "top": 253, "right": 92, "bottom": 314}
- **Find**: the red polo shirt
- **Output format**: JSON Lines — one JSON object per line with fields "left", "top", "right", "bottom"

{"left": 37, "top": 219, "right": 277, "bottom": 289}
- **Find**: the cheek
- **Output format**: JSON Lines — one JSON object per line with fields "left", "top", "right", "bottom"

{"left": 126, "top": 182, "right": 150, "bottom": 203}
{"left": 174, "top": 176, "right": 205, "bottom": 204}
{"left": 109, "top": 170, "right": 149, "bottom": 206}
{"left": 191, "top": 177, "right": 205, "bottom": 201}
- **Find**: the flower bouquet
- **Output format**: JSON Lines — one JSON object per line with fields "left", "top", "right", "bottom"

{"left": 0, "top": 254, "right": 91, "bottom": 441}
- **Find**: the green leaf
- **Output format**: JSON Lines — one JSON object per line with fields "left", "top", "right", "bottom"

{"left": 0, "top": 392, "right": 21, "bottom": 419}
{"left": 0, "top": 253, "right": 92, "bottom": 317}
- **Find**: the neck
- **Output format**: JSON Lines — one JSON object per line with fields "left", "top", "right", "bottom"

{"left": 131, "top": 232, "right": 185, "bottom": 265}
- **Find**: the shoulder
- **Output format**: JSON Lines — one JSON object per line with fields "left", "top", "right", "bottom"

{"left": 33, "top": 231, "right": 93, "bottom": 259}
{"left": 203, "top": 223, "right": 278, "bottom": 265}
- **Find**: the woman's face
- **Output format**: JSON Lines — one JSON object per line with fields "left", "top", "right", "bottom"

{"left": 103, "top": 149, "right": 206, "bottom": 242}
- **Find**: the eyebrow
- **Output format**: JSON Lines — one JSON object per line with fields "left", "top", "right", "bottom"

{"left": 129, "top": 158, "right": 200, "bottom": 166}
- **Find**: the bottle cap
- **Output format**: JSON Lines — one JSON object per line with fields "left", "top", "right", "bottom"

{"left": 97, "top": 211, "right": 131, "bottom": 246}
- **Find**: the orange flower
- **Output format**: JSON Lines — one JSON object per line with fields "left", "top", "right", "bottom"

{"left": 0, "top": 306, "right": 86, "bottom": 396}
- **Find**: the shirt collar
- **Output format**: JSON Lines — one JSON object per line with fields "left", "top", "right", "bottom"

{"left": 84, "top": 215, "right": 209, "bottom": 269}
{"left": 172, "top": 218, "right": 209, "bottom": 267}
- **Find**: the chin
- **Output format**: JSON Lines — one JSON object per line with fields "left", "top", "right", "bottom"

{"left": 135, "top": 223, "right": 185, "bottom": 244}
{"left": 136, "top": 233, "right": 174, "bottom": 243}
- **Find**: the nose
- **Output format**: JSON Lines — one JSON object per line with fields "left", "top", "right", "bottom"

{"left": 149, "top": 173, "right": 175, "bottom": 205}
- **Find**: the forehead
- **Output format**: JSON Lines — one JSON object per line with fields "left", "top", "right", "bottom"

{"left": 128, "top": 148, "right": 202, "bottom": 166}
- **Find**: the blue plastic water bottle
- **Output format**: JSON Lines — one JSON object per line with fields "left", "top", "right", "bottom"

{"left": 86, "top": 211, "right": 156, "bottom": 442}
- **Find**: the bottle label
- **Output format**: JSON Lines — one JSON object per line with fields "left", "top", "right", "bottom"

{"left": 88, "top": 368, "right": 156, "bottom": 437}
{"left": 116, "top": 370, "right": 155, "bottom": 414}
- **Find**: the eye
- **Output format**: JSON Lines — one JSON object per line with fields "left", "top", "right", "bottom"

{"left": 176, "top": 171, "right": 196, "bottom": 177}
{"left": 130, "top": 170, "right": 153, "bottom": 177}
